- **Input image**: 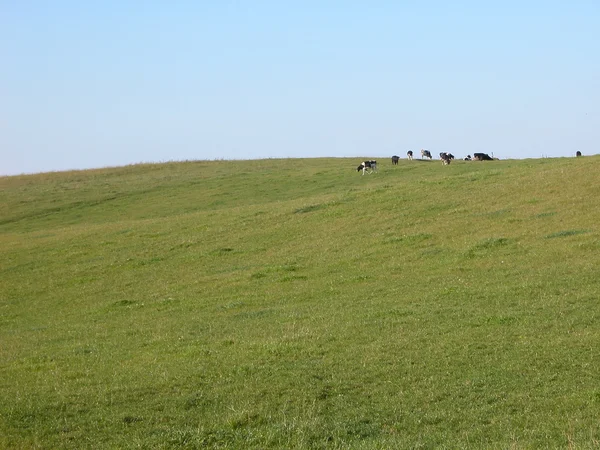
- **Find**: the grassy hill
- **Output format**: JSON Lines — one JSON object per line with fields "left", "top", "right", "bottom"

{"left": 2, "top": 156, "right": 600, "bottom": 448}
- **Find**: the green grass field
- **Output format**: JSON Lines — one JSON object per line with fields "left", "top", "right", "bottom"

{"left": 2, "top": 156, "right": 600, "bottom": 448}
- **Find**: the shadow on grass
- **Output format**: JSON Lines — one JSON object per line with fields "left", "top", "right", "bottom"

{"left": 464, "top": 237, "right": 511, "bottom": 259}
{"left": 545, "top": 230, "right": 590, "bottom": 239}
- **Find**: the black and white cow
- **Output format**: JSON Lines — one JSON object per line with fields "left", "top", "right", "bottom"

{"left": 407, "top": 150, "right": 414, "bottom": 160}
{"left": 357, "top": 160, "right": 377, "bottom": 175}
{"left": 473, "top": 152, "right": 493, "bottom": 161}
{"left": 440, "top": 152, "right": 453, "bottom": 165}
{"left": 576, "top": 151, "right": 582, "bottom": 157}
{"left": 391, "top": 155, "right": 400, "bottom": 165}
{"left": 421, "top": 149, "right": 432, "bottom": 159}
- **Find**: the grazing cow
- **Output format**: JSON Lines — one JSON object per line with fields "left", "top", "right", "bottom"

{"left": 576, "top": 151, "right": 582, "bottom": 157}
{"left": 464, "top": 155, "right": 472, "bottom": 161}
{"left": 391, "top": 155, "right": 400, "bottom": 165}
{"left": 357, "top": 160, "right": 377, "bottom": 175}
{"left": 473, "top": 152, "right": 493, "bottom": 161}
{"left": 440, "top": 152, "right": 452, "bottom": 165}
{"left": 407, "top": 150, "right": 414, "bottom": 160}
{"left": 421, "top": 149, "right": 432, "bottom": 159}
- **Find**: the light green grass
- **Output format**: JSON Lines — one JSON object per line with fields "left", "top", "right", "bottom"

{"left": 2, "top": 156, "right": 600, "bottom": 448}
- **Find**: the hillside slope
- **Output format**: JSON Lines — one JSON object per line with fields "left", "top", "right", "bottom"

{"left": 2, "top": 156, "right": 600, "bottom": 448}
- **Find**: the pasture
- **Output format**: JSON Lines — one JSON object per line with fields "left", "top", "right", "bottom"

{"left": 2, "top": 156, "right": 600, "bottom": 448}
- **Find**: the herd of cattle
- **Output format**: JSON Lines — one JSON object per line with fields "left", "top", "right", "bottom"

{"left": 358, "top": 149, "right": 585, "bottom": 174}
{"left": 357, "top": 150, "right": 497, "bottom": 174}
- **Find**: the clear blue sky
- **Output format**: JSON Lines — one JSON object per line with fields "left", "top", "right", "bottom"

{"left": 1, "top": 1, "right": 598, "bottom": 175}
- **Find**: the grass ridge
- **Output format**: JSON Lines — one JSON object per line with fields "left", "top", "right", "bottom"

{"left": 1, "top": 156, "right": 600, "bottom": 448}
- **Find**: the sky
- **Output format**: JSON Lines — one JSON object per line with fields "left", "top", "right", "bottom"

{"left": 1, "top": 1, "right": 599, "bottom": 175}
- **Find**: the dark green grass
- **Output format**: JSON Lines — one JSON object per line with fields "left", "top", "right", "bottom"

{"left": 2, "top": 156, "right": 600, "bottom": 448}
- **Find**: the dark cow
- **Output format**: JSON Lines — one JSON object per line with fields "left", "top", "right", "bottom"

{"left": 576, "top": 151, "right": 582, "bottom": 157}
{"left": 440, "top": 152, "right": 452, "bottom": 165}
{"left": 421, "top": 149, "right": 432, "bottom": 159}
{"left": 357, "top": 160, "right": 377, "bottom": 175}
{"left": 391, "top": 155, "right": 400, "bottom": 165}
{"left": 407, "top": 150, "right": 414, "bottom": 160}
{"left": 473, "top": 152, "right": 493, "bottom": 161}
